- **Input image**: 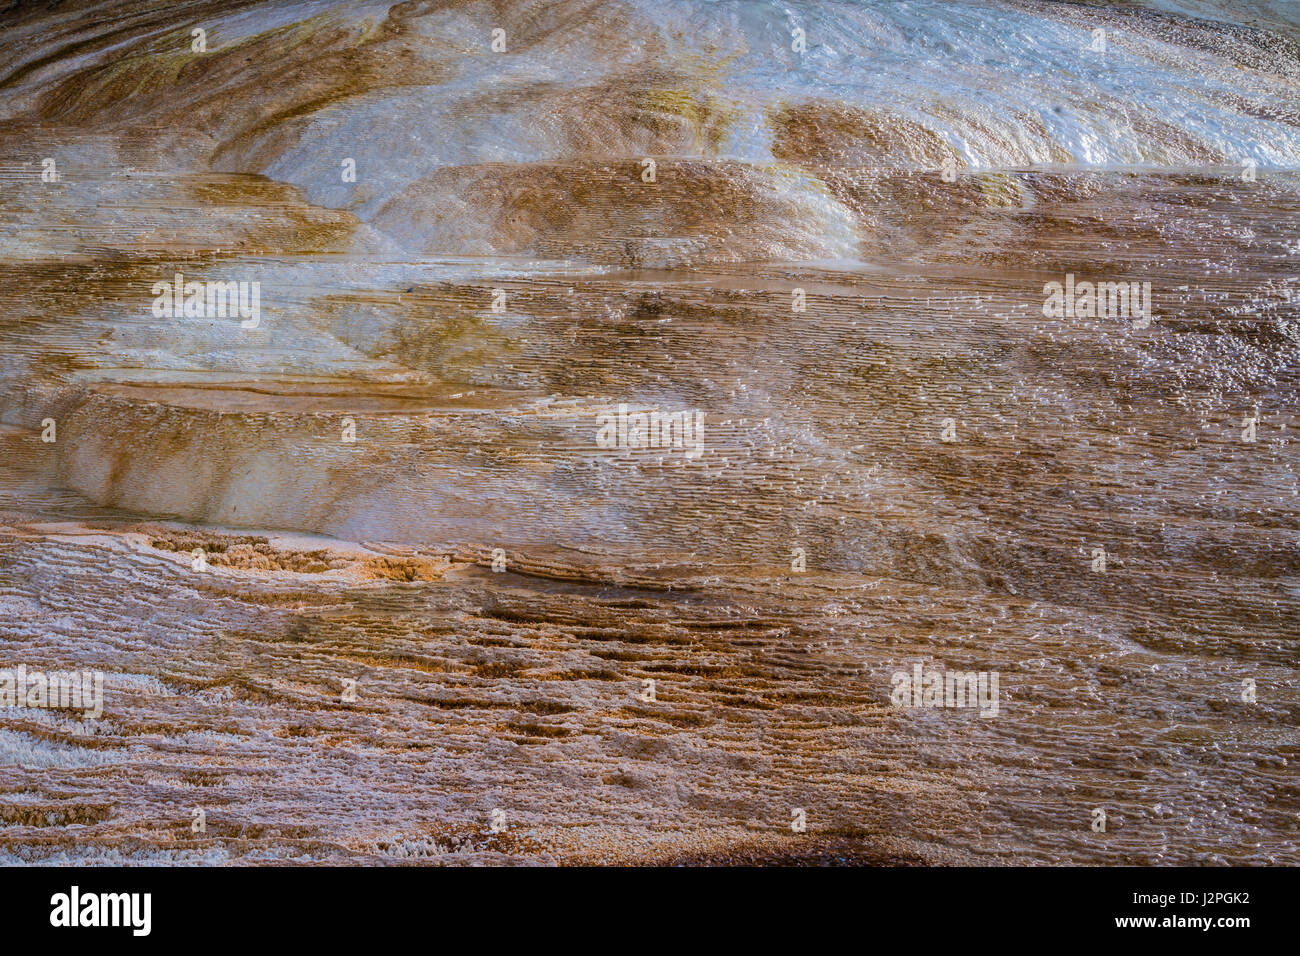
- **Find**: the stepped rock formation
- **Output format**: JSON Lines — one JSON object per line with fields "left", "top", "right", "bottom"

{"left": 0, "top": 0, "right": 1297, "bottom": 864}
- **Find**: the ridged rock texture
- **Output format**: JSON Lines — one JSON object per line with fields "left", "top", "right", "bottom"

{"left": 0, "top": 0, "right": 1297, "bottom": 864}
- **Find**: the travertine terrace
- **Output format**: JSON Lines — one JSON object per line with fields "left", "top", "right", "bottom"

{"left": 0, "top": 0, "right": 1297, "bottom": 865}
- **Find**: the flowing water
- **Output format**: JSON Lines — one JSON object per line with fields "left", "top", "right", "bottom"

{"left": 0, "top": 0, "right": 1297, "bottom": 864}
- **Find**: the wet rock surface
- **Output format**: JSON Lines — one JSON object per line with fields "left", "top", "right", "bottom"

{"left": 0, "top": 0, "right": 1297, "bottom": 864}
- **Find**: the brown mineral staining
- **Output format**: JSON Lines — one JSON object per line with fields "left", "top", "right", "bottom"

{"left": 358, "top": 555, "right": 448, "bottom": 582}
{"left": 143, "top": 529, "right": 448, "bottom": 579}
{"left": 364, "top": 823, "right": 547, "bottom": 861}
{"left": 770, "top": 101, "right": 957, "bottom": 168}
{"left": 149, "top": 533, "right": 344, "bottom": 573}
{"left": 2, "top": 0, "right": 1299, "bottom": 868}
{"left": 372, "top": 158, "right": 863, "bottom": 264}
{"left": 0, "top": 801, "right": 113, "bottom": 828}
